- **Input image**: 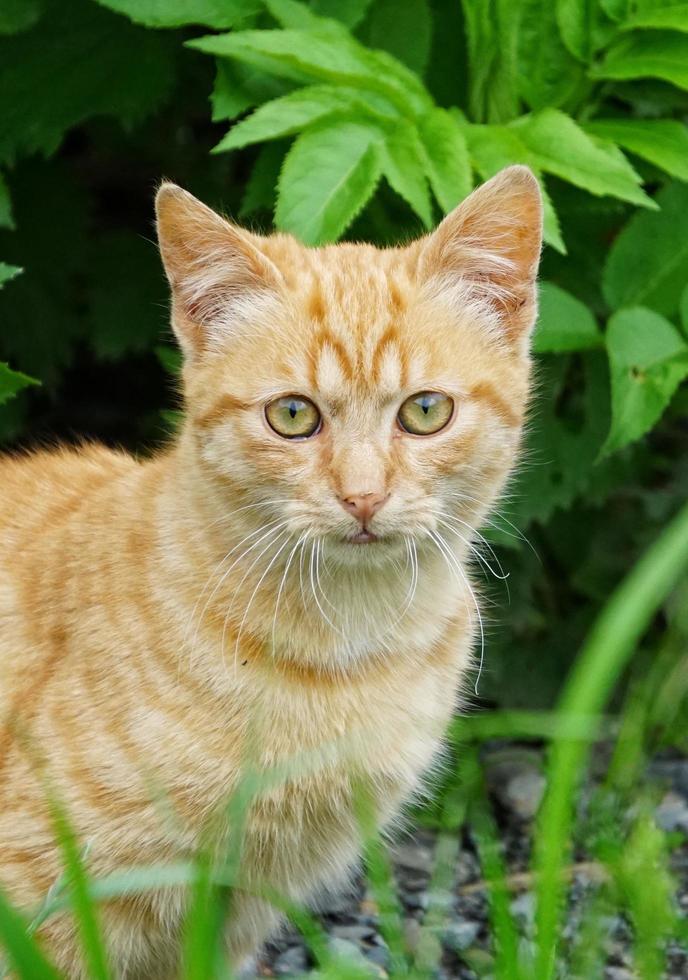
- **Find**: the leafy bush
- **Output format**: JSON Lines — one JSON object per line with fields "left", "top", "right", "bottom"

{"left": 1, "top": 0, "right": 687, "bottom": 706}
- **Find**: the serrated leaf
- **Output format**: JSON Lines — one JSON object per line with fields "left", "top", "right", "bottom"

{"left": 584, "top": 118, "right": 688, "bottom": 180}
{"left": 534, "top": 282, "right": 601, "bottom": 352}
{"left": 0, "top": 173, "right": 13, "bottom": 229}
{"left": 93, "top": 0, "right": 259, "bottom": 28}
{"left": 593, "top": 30, "right": 688, "bottom": 90}
{"left": 213, "top": 86, "right": 354, "bottom": 153}
{"left": 518, "top": 0, "right": 584, "bottom": 109}
{"left": 419, "top": 108, "right": 472, "bottom": 212}
{"left": 189, "top": 28, "right": 431, "bottom": 117}
{"left": 0, "top": 0, "right": 175, "bottom": 162}
{"left": 210, "top": 60, "right": 258, "bottom": 123}
{"left": 464, "top": 124, "right": 566, "bottom": 252}
{"left": 0, "top": 362, "right": 39, "bottom": 406}
{"left": 0, "top": 262, "right": 21, "bottom": 287}
{"left": 379, "top": 122, "right": 432, "bottom": 227}
{"left": 0, "top": 0, "right": 41, "bottom": 34}
{"left": 602, "top": 307, "right": 688, "bottom": 454}
{"left": 276, "top": 119, "right": 382, "bottom": 243}
{"left": 622, "top": 4, "right": 688, "bottom": 32}
{"left": 365, "top": 0, "right": 432, "bottom": 75}
{"left": 603, "top": 181, "right": 688, "bottom": 316}
{"left": 512, "top": 109, "right": 654, "bottom": 208}
{"left": 240, "top": 141, "right": 288, "bottom": 216}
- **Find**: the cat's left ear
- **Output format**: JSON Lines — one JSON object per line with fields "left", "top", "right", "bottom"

{"left": 417, "top": 165, "right": 542, "bottom": 345}
{"left": 156, "top": 183, "right": 282, "bottom": 358}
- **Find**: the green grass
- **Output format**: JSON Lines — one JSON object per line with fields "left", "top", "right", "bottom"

{"left": 1, "top": 498, "right": 688, "bottom": 979}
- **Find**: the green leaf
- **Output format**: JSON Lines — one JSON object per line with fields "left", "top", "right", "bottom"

{"left": 365, "top": 0, "right": 432, "bottom": 75}
{"left": 512, "top": 109, "right": 655, "bottom": 208}
{"left": 518, "top": 0, "right": 584, "bottom": 109}
{"left": 189, "top": 28, "right": 431, "bottom": 117}
{"left": 534, "top": 282, "right": 602, "bottom": 352}
{"left": 212, "top": 85, "right": 355, "bottom": 153}
{"left": 264, "top": 0, "right": 333, "bottom": 30}
{"left": 461, "top": 0, "right": 521, "bottom": 123}
{"left": 379, "top": 121, "right": 432, "bottom": 226}
{"left": 0, "top": 0, "right": 176, "bottom": 162}
{"left": 419, "top": 108, "right": 472, "bottom": 212}
{"left": 0, "top": 174, "right": 13, "bottom": 229}
{"left": 603, "top": 181, "right": 688, "bottom": 317}
{"left": 210, "top": 60, "right": 258, "bottom": 123}
{"left": 556, "top": 0, "right": 599, "bottom": 61}
{"left": 276, "top": 118, "right": 382, "bottom": 243}
{"left": 0, "top": 262, "right": 21, "bottom": 287}
{"left": 93, "top": 0, "right": 259, "bottom": 28}
{"left": 681, "top": 282, "right": 688, "bottom": 335}
{"left": 583, "top": 118, "right": 688, "bottom": 180}
{"left": 602, "top": 307, "right": 688, "bottom": 454}
{"left": 622, "top": 4, "right": 688, "bottom": 32}
{"left": 0, "top": 362, "right": 39, "bottom": 406}
{"left": 311, "top": 0, "right": 374, "bottom": 27}
{"left": 539, "top": 180, "right": 567, "bottom": 254}
{"left": 593, "top": 30, "right": 688, "bottom": 91}
{"left": 0, "top": 0, "right": 41, "bottom": 34}
{"left": 600, "top": 0, "right": 628, "bottom": 18}
{"left": 240, "top": 141, "right": 288, "bottom": 216}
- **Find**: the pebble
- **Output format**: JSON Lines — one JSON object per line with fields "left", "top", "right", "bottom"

{"left": 273, "top": 945, "right": 308, "bottom": 976}
{"left": 655, "top": 791, "right": 688, "bottom": 834}
{"left": 442, "top": 920, "right": 480, "bottom": 951}
{"left": 390, "top": 840, "right": 434, "bottom": 874}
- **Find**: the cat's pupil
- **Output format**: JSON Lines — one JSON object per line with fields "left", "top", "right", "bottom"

{"left": 289, "top": 402, "right": 298, "bottom": 418}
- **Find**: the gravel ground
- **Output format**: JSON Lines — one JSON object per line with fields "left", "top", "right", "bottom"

{"left": 251, "top": 743, "right": 688, "bottom": 979}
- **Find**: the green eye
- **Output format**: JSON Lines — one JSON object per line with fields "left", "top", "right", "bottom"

{"left": 398, "top": 391, "right": 454, "bottom": 435}
{"left": 265, "top": 395, "right": 321, "bottom": 439}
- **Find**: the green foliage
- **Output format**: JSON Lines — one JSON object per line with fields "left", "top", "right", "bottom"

{"left": 0, "top": 0, "right": 686, "bottom": 713}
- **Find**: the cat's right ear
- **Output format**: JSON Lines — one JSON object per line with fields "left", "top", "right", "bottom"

{"left": 155, "top": 183, "right": 282, "bottom": 358}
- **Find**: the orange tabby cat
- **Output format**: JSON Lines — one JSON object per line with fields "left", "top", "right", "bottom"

{"left": 0, "top": 165, "right": 541, "bottom": 977}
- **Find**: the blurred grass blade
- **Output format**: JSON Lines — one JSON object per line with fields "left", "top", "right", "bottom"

{"left": 0, "top": 889, "right": 62, "bottom": 980}
{"left": 50, "top": 799, "right": 110, "bottom": 980}
{"left": 534, "top": 498, "right": 688, "bottom": 978}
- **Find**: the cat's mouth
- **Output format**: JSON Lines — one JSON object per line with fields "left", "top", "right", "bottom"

{"left": 346, "top": 529, "right": 379, "bottom": 544}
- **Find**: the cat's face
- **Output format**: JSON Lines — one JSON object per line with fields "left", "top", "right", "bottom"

{"left": 157, "top": 167, "right": 541, "bottom": 566}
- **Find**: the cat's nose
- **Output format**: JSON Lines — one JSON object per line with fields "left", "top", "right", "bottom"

{"left": 339, "top": 491, "right": 389, "bottom": 526}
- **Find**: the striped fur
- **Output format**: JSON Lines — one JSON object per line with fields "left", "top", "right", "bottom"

{"left": 0, "top": 166, "right": 541, "bottom": 977}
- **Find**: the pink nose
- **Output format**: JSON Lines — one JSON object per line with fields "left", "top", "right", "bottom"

{"left": 339, "top": 492, "right": 389, "bottom": 526}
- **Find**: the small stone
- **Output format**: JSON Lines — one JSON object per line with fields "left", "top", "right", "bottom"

{"left": 390, "top": 841, "right": 434, "bottom": 874}
{"left": 364, "top": 943, "right": 391, "bottom": 970}
{"left": 273, "top": 945, "right": 308, "bottom": 976}
{"left": 442, "top": 919, "right": 480, "bottom": 951}
{"left": 403, "top": 916, "right": 422, "bottom": 951}
{"left": 401, "top": 890, "right": 429, "bottom": 912}
{"left": 509, "top": 892, "right": 535, "bottom": 931}
{"left": 503, "top": 769, "right": 546, "bottom": 820}
{"left": 331, "top": 923, "right": 376, "bottom": 943}
{"left": 455, "top": 850, "right": 480, "bottom": 886}
{"left": 605, "top": 968, "right": 634, "bottom": 980}
{"left": 655, "top": 791, "right": 688, "bottom": 834}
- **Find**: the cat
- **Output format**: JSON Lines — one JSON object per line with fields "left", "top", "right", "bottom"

{"left": 0, "top": 164, "right": 541, "bottom": 978}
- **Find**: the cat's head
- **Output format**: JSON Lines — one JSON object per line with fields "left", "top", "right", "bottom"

{"left": 156, "top": 167, "right": 541, "bottom": 566}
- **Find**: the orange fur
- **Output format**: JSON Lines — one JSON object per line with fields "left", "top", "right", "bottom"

{"left": 0, "top": 166, "right": 541, "bottom": 977}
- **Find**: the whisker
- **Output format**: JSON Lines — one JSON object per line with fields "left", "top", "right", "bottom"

{"left": 427, "top": 529, "right": 485, "bottom": 697}
{"left": 271, "top": 531, "right": 307, "bottom": 655}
